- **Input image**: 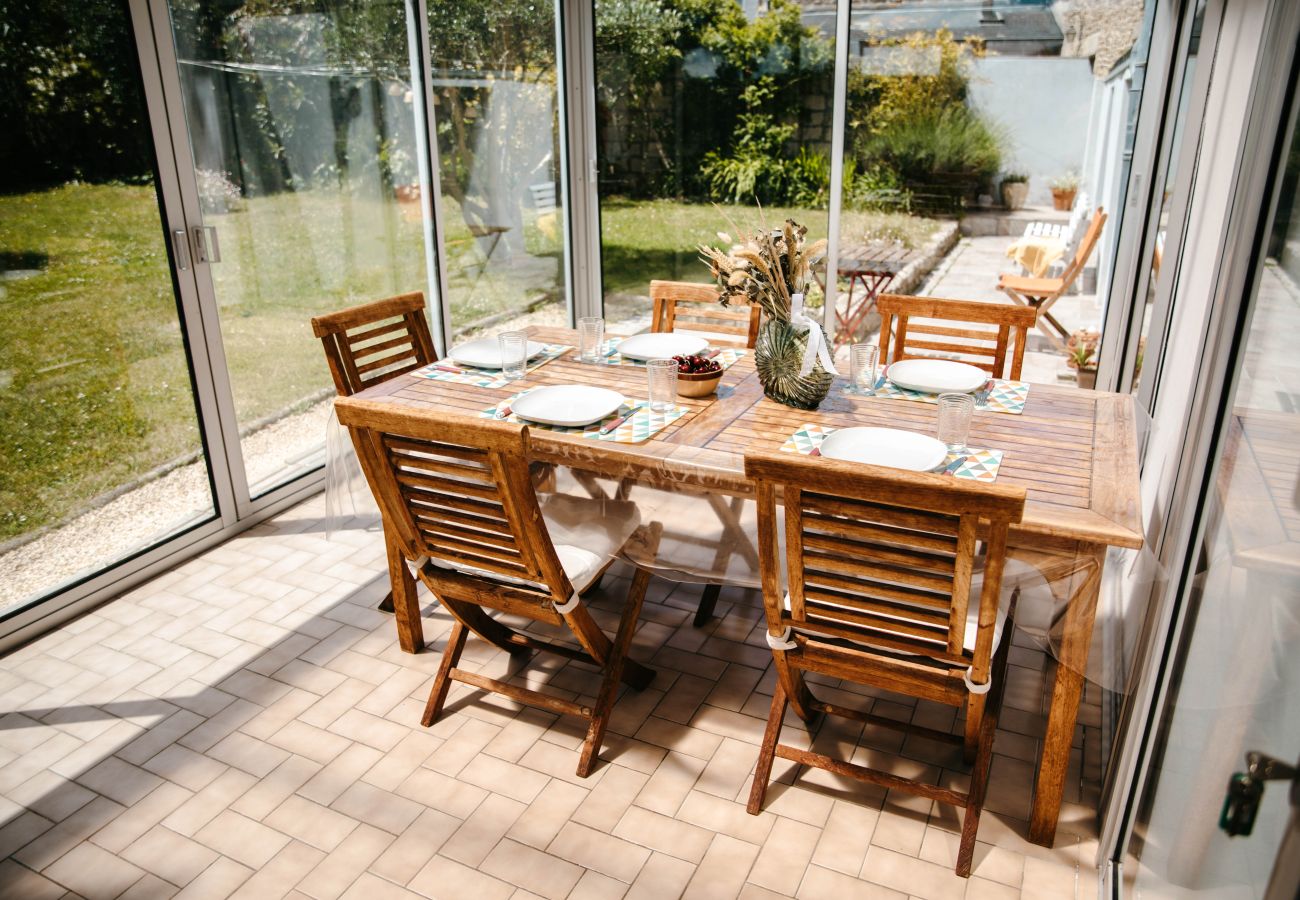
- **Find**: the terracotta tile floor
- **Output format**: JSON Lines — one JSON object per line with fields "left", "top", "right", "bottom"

{"left": 0, "top": 494, "right": 1104, "bottom": 899}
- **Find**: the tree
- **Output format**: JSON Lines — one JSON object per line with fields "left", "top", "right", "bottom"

{"left": 0, "top": 0, "right": 156, "bottom": 190}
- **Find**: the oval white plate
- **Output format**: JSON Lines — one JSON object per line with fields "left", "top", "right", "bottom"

{"left": 512, "top": 385, "right": 626, "bottom": 428}
{"left": 449, "top": 338, "right": 547, "bottom": 370}
{"left": 616, "top": 333, "right": 708, "bottom": 362}
{"left": 886, "top": 358, "right": 987, "bottom": 394}
{"left": 819, "top": 427, "right": 949, "bottom": 472}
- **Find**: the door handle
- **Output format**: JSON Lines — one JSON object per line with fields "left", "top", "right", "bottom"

{"left": 172, "top": 229, "right": 191, "bottom": 271}
{"left": 190, "top": 225, "right": 222, "bottom": 264}
{"left": 1220, "top": 751, "right": 1299, "bottom": 837}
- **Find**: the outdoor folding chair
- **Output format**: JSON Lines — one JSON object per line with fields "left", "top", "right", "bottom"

{"left": 743, "top": 450, "right": 1027, "bottom": 877}
{"left": 335, "top": 398, "right": 661, "bottom": 777}
{"left": 877, "top": 294, "right": 1040, "bottom": 380}
{"left": 312, "top": 292, "right": 437, "bottom": 397}
{"left": 312, "top": 293, "right": 438, "bottom": 625}
{"left": 998, "top": 208, "right": 1107, "bottom": 352}
{"left": 651, "top": 279, "right": 760, "bottom": 348}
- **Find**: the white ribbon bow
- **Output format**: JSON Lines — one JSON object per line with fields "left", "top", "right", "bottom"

{"left": 789, "top": 292, "right": 840, "bottom": 378}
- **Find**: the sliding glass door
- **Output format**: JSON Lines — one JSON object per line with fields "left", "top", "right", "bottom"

{"left": 158, "top": 0, "right": 433, "bottom": 498}
{"left": 594, "top": 0, "right": 834, "bottom": 332}
{"left": 427, "top": 0, "right": 569, "bottom": 338}
{"left": 1120, "top": 47, "right": 1300, "bottom": 897}
{"left": 0, "top": 0, "right": 216, "bottom": 619}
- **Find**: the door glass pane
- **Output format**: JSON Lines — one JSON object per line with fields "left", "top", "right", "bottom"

{"left": 0, "top": 1, "right": 215, "bottom": 613}
{"left": 596, "top": 0, "right": 834, "bottom": 334}
{"left": 840, "top": 2, "right": 1154, "bottom": 384}
{"left": 427, "top": 0, "right": 567, "bottom": 337}
{"left": 164, "top": 0, "right": 433, "bottom": 496}
{"left": 1122, "top": 62, "right": 1300, "bottom": 898}
{"left": 1134, "top": 1, "right": 1206, "bottom": 396}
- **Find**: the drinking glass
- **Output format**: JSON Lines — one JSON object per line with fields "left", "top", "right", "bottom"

{"left": 849, "top": 343, "right": 879, "bottom": 394}
{"left": 936, "top": 392, "right": 975, "bottom": 452}
{"left": 647, "top": 358, "right": 678, "bottom": 412}
{"left": 578, "top": 316, "right": 605, "bottom": 363}
{"left": 498, "top": 331, "right": 527, "bottom": 381}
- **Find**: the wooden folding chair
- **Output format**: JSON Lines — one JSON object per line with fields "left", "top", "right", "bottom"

{"left": 998, "top": 208, "right": 1107, "bottom": 352}
{"left": 651, "top": 280, "right": 761, "bottom": 348}
{"left": 312, "top": 293, "right": 438, "bottom": 624}
{"left": 311, "top": 292, "right": 436, "bottom": 397}
{"left": 335, "top": 398, "right": 660, "bottom": 777}
{"left": 877, "top": 294, "right": 1040, "bottom": 381}
{"left": 743, "top": 451, "right": 1027, "bottom": 877}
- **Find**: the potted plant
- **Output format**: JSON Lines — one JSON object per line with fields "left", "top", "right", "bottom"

{"left": 1001, "top": 172, "right": 1029, "bottom": 210}
{"left": 1050, "top": 171, "right": 1080, "bottom": 211}
{"left": 1066, "top": 329, "right": 1101, "bottom": 389}
{"left": 700, "top": 220, "right": 835, "bottom": 410}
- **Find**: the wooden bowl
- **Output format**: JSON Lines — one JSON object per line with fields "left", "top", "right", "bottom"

{"left": 676, "top": 367, "right": 724, "bottom": 398}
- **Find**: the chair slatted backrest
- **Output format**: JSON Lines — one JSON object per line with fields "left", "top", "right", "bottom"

{"left": 1059, "top": 208, "right": 1107, "bottom": 287}
{"left": 877, "top": 294, "right": 1039, "bottom": 380}
{"left": 650, "top": 280, "right": 761, "bottom": 348}
{"left": 745, "top": 451, "right": 1025, "bottom": 689}
{"left": 335, "top": 398, "right": 575, "bottom": 622}
{"left": 311, "top": 292, "right": 437, "bottom": 396}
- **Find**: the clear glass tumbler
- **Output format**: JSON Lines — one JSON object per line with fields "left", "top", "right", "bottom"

{"left": 647, "top": 358, "right": 678, "bottom": 412}
{"left": 850, "top": 343, "right": 879, "bottom": 394}
{"left": 578, "top": 316, "right": 605, "bottom": 363}
{"left": 936, "top": 392, "right": 975, "bottom": 453}
{"left": 498, "top": 331, "right": 527, "bottom": 381}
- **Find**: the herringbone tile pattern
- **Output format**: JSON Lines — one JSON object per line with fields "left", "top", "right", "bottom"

{"left": 0, "top": 495, "right": 1103, "bottom": 899}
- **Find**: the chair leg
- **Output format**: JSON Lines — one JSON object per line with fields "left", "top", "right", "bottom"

{"left": 577, "top": 563, "right": 656, "bottom": 777}
{"left": 963, "top": 691, "right": 986, "bottom": 765}
{"left": 694, "top": 584, "right": 721, "bottom": 627}
{"left": 439, "top": 596, "right": 533, "bottom": 658}
{"left": 747, "top": 680, "right": 789, "bottom": 814}
{"left": 957, "top": 694, "right": 1000, "bottom": 876}
{"left": 421, "top": 621, "right": 468, "bottom": 727}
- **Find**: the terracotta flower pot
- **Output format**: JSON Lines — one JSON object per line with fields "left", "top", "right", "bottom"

{"left": 1051, "top": 187, "right": 1077, "bottom": 211}
{"left": 1075, "top": 367, "right": 1097, "bottom": 390}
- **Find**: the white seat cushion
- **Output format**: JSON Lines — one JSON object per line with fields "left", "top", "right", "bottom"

{"left": 539, "top": 494, "right": 641, "bottom": 593}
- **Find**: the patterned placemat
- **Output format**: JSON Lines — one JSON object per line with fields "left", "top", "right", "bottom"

{"left": 859, "top": 375, "right": 1030, "bottom": 415}
{"left": 481, "top": 391, "right": 686, "bottom": 444}
{"left": 595, "top": 339, "right": 747, "bottom": 370}
{"left": 779, "top": 423, "right": 1005, "bottom": 482}
{"left": 412, "top": 344, "right": 572, "bottom": 388}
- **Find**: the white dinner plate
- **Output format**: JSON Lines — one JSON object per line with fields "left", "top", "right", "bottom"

{"left": 616, "top": 333, "right": 708, "bottom": 362}
{"left": 818, "top": 427, "right": 949, "bottom": 472}
{"left": 511, "top": 385, "right": 626, "bottom": 428}
{"left": 886, "top": 358, "right": 988, "bottom": 394}
{"left": 449, "top": 338, "right": 547, "bottom": 370}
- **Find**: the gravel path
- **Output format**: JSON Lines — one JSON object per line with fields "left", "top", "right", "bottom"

{"left": 0, "top": 401, "right": 333, "bottom": 612}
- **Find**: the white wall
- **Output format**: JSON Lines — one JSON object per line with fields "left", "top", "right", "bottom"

{"left": 967, "top": 56, "right": 1096, "bottom": 206}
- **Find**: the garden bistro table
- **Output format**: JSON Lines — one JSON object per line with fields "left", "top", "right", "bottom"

{"left": 820, "top": 242, "right": 916, "bottom": 349}
{"left": 347, "top": 324, "right": 1144, "bottom": 847}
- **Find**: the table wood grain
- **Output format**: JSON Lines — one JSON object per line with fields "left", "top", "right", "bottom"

{"left": 355, "top": 324, "right": 1144, "bottom": 846}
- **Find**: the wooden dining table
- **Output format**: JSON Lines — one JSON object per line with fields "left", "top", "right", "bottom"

{"left": 352, "top": 324, "right": 1144, "bottom": 847}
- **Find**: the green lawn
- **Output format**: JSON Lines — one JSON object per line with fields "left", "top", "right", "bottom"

{"left": 598, "top": 198, "right": 935, "bottom": 297}
{"left": 0, "top": 182, "right": 938, "bottom": 541}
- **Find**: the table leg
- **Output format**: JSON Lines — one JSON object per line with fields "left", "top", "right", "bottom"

{"left": 1029, "top": 543, "right": 1104, "bottom": 846}
{"left": 834, "top": 276, "right": 858, "bottom": 347}
{"left": 386, "top": 525, "right": 424, "bottom": 653}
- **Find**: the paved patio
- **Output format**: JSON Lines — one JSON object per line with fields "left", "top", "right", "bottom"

{"left": 915, "top": 236, "right": 1102, "bottom": 386}
{"left": 0, "top": 492, "right": 1106, "bottom": 900}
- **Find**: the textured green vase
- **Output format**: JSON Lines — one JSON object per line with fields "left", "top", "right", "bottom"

{"left": 754, "top": 317, "right": 834, "bottom": 410}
